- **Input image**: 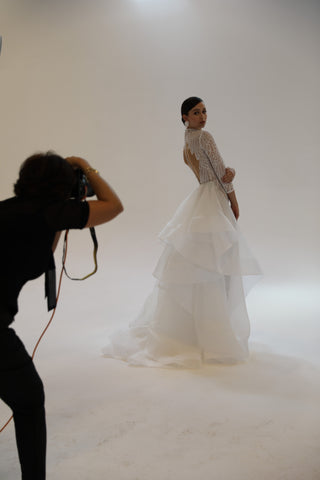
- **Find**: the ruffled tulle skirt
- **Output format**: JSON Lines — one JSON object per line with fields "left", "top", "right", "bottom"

{"left": 102, "top": 182, "right": 261, "bottom": 368}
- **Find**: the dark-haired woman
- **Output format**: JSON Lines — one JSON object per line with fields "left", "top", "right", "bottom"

{"left": 0, "top": 152, "right": 123, "bottom": 480}
{"left": 103, "top": 97, "right": 260, "bottom": 368}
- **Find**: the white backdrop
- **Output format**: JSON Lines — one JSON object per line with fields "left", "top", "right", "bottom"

{"left": 1, "top": 0, "right": 319, "bottom": 279}
{"left": 1, "top": 1, "right": 320, "bottom": 479}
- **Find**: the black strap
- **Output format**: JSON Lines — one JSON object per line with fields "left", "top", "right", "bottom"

{"left": 45, "top": 252, "right": 56, "bottom": 311}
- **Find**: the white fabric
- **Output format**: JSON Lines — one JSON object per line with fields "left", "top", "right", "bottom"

{"left": 102, "top": 167, "right": 261, "bottom": 368}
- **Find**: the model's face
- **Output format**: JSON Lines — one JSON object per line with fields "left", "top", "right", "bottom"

{"left": 183, "top": 102, "right": 207, "bottom": 129}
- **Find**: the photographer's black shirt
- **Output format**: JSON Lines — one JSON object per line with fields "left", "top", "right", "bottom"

{"left": 0, "top": 196, "right": 89, "bottom": 327}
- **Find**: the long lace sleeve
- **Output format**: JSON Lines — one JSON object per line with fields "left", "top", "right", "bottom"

{"left": 200, "top": 131, "right": 234, "bottom": 193}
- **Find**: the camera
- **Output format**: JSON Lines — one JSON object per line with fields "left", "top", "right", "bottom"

{"left": 71, "top": 168, "right": 95, "bottom": 200}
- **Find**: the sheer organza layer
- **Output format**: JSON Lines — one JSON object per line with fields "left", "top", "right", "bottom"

{"left": 102, "top": 182, "right": 261, "bottom": 368}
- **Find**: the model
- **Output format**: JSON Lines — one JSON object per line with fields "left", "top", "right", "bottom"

{"left": 103, "top": 97, "right": 261, "bottom": 368}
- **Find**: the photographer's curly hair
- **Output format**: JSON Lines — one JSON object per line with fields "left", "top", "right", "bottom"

{"left": 14, "top": 151, "right": 76, "bottom": 201}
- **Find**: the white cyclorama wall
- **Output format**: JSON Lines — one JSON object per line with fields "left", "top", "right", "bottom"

{"left": 1, "top": 0, "right": 319, "bottom": 282}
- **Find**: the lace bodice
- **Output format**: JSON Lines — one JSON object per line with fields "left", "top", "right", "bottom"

{"left": 184, "top": 128, "right": 234, "bottom": 194}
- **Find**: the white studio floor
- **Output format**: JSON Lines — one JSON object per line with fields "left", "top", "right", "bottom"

{"left": 1, "top": 231, "right": 319, "bottom": 480}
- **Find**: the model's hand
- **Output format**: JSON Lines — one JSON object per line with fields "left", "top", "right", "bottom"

{"left": 221, "top": 167, "right": 235, "bottom": 183}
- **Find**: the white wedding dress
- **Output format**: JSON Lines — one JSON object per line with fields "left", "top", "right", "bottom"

{"left": 102, "top": 128, "right": 261, "bottom": 368}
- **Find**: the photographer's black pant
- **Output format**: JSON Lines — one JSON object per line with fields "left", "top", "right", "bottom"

{"left": 0, "top": 327, "right": 46, "bottom": 480}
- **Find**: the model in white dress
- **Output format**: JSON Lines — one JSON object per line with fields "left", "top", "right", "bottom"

{"left": 103, "top": 98, "right": 261, "bottom": 368}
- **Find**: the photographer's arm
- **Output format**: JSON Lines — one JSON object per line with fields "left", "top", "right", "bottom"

{"left": 66, "top": 156, "right": 124, "bottom": 227}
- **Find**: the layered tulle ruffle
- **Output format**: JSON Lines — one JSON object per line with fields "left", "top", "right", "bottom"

{"left": 102, "top": 182, "right": 261, "bottom": 368}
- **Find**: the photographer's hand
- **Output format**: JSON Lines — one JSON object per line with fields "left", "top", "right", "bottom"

{"left": 65, "top": 156, "right": 90, "bottom": 171}
{"left": 65, "top": 156, "right": 124, "bottom": 227}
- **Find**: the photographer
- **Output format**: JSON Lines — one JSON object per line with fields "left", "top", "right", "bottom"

{"left": 0, "top": 152, "right": 123, "bottom": 480}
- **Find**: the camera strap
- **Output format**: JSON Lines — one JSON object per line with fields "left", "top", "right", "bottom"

{"left": 62, "top": 227, "right": 98, "bottom": 281}
{"left": 45, "top": 252, "right": 57, "bottom": 311}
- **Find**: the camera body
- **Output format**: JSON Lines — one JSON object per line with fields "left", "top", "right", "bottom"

{"left": 71, "top": 168, "right": 95, "bottom": 200}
